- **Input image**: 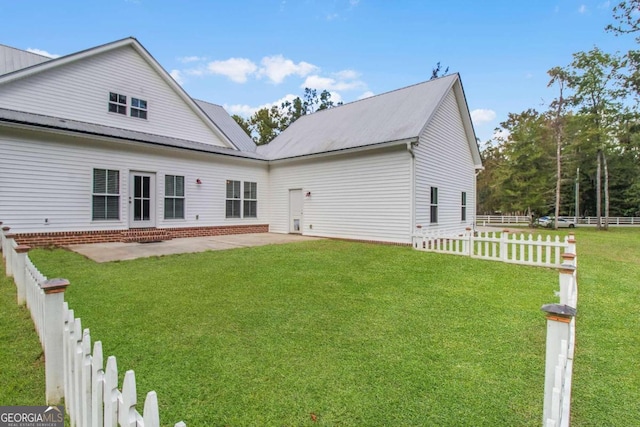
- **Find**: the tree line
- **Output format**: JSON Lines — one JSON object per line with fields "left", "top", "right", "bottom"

{"left": 478, "top": 1, "right": 640, "bottom": 229}
{"left": 232, "top": 88, "right": 342, "bottom": 146}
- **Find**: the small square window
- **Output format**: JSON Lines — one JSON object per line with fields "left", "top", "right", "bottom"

{"left": 131, "top": 97, "right": 148, "bottom": 119}
{"left": 108, "top": 92, "right": 127, "bottom": 115}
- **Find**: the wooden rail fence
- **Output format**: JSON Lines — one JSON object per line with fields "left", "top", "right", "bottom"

{"left": 1, "top": 222, "right": 185, "bottom": 427}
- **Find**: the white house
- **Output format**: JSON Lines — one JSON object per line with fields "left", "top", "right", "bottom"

{"left": 0, "top": 38, "right": 482, "bottom": 247}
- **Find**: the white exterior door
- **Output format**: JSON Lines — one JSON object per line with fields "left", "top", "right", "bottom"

{"left": 129, "top": 172, "right": 156, "bottom": 228}
{"left": 289, "top": 189, "right": 303, "bottom": 233}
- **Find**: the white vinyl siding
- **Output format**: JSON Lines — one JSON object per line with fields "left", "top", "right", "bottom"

{"left": 0, "top": 45, "right": 229, "bottom": 147}
{"left": 268, "top": 146, "right": 412, "bottom": 244}
{"left": 415, "top": 89, "right": 476, "bottom": 233}
{"left": 0, "top": 127, "right": 268, "bottom": 233}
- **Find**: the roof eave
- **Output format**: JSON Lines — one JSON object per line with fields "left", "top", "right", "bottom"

{"left": 267, "top": 137, "right": 417, "bottom": 164}
{"left": 0, "top": 117, "right": 267, "bottom": 162}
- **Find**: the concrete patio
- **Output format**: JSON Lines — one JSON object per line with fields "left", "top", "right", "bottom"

{"left": 66, "top": 233, "right": 321, "bottom": 262}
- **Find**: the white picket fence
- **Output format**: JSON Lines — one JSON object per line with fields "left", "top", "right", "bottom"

{"left": 542, "top": 253, "right": 578, "bottom": 427}
{"left": 1, "top": 223, "right": 185, "bottom": 427}
{"left": 413, "top": 228, "right": 568, "bottom": 268}
{"left": 477, "top": 214, "right": 640, "bottom": 226}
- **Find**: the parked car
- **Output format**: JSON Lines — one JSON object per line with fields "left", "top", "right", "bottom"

{"left": 535, "top": 216, "right": 552, "bottom": 227}
{"left": 536, "top": 216, "right": 576, "bottom": 228}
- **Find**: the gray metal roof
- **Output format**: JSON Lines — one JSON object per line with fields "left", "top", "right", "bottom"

{"left": 195, "top": 100, "right": 257, "bottom": 152}
{"left": 0, "top": 44, "right": 51, "bottom": 76}
{"left": 257, "top": 74, "right": 463, "bottom": 160}
{"left": 0, "top": 108, "right": 267, "bottom": 161}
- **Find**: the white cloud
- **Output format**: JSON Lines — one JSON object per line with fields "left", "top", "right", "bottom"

{"left": 206, "top": 58, "right": 257, "bottom": 83}
{"left": 226, "top": 94, "right": 298, "bottom": 117}
{"left": 334, "top": 69, "right": 360, "bottom": 80}
{"left": 470, "top": 109, "right": 497, "bottom": 125}
{"left": 492, "top": 128, "right": 511, "bottom": 141}
{"left": 578, "top": 4, "right": 587, "bottom": 13}
{"left": 329, "top": 91, "right": 343, "bottom": 104}
{"left": 358, "top": 91, "right": 375, "bottom": 100}
{"left": 258, "top": 55, "right": 318, "bottom": 84}
{"left": 170, "top": 69, "right": 184, "bottom": 85}
{"left": 179, "top": 55, "right": 205, "bottom": 63}
{"left": 302, "top": 73, "right": 366, "bottom": 91}
{"left": 26, "top": 48, "right": 60, "bottom": 58}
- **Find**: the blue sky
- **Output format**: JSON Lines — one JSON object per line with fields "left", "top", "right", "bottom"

{"left": 0, "top": 0, "right": 634, "bottom": 142}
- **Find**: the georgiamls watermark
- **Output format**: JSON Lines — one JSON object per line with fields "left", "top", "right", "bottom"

{"left": 0, "top": 406, "right": 63, "bottom": 427}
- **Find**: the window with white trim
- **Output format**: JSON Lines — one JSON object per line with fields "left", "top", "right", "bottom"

{"left": 243, "top": 181, "right": 257, "bottom": 218}
{"left": 461, "top": 191, "right": 467, "bottom": 221}
{"left": 164, "top": 175, "right": 185, "bottom": 219}
{"left": 92, "top": 169, "right": 120, "bottom": 220}
{"left": 226, "top": 180, "right": 257, "bottom": 218}
{"left": 226, "top": 180, "right": 241, "bottom": 218}
{"left": 108, "top": 92, "right": 127, "bottom": 115}
{"left": 131, "top": 98, "right": 148, "bottom": 119}
{"left": 430, "top": 187, "right": 438, "bottom": 224}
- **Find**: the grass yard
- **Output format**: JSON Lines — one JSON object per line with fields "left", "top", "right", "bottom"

{"left": 7, "top": 228, "right": 636, "bottom": 426}
{"left": 0, "top": 260, "right": 46, "bottom": 405}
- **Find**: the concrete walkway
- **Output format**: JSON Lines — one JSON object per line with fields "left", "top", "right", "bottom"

{"left": 66, "top": 233, "right": 321, "bottom": 263}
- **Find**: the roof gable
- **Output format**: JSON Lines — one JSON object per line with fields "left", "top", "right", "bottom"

{"left": 195, "top": 100, "right": 257, "bottom": 152}
{"left": 0, "top": 38, "right": 236, "bottom": 149}
{"left": 258, "top": 74, "right": 472, "bottom": 160}
{"left": 0, "top": 44, "right": 51, "bottom": 76}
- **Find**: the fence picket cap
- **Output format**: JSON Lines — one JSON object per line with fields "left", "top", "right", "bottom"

{"left": 91, "top": 341, "right": 104, "bottom": 427}
{"left": 104, "top": 356, "right": 119, "bottom": 427}
{"left": 143, "top": 391, "right": 160, "bottom": 427}
{"left": 81, "top": 328, "right": 92, "bottom": 427}
{"left": 120, "top": 370, "right": 140, "bottom": 427}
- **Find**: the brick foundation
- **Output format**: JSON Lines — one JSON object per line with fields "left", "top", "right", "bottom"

{"left": 15, "top": 224, "right": 269, "bottom": 248}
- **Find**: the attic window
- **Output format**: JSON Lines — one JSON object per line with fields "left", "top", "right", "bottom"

{"left": 108, "top": 92, "right": 127, "bottom": 115}
{"left": 131, "top": 98, "right": 148, "bottom": 119}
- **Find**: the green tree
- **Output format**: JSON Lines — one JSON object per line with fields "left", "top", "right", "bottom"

{"left": 492, "top": 109, "right": 555, "bottom": 217}
{"left": 430, "top": 62, "right": 450, "bottom": 80}
{"left": 566, "top": 47, "right": 624, "bottom": 229}
{"left": 547, "top": 67, "right": 572, "bottom": 229}
{"left": 236, "top": 88, "right": 342, "bottom": 145}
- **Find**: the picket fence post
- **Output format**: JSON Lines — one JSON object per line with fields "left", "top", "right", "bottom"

{"left": 14, "top": 245, "right": 31, "bottom": 305}
{"left": 557, "top": 264, "right": 576, "bottom": 307}
{"left": 541, "top": 303, "right": 576, "bottom": 426}
{"left": 1, "top": 226, "right": 9, "bottom": 260}
{"left": 500, "top": 230, "right": 509, "bottom": 261}
{"left": 4, "top": 230, "right": 15, "bottom": 277}
{"left": 41, "top": 278, "right": 70, "bottom": 404}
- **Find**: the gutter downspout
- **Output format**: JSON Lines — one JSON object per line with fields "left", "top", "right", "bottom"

{"left": 408, "top": 140, "right": 418, "bottom": 245}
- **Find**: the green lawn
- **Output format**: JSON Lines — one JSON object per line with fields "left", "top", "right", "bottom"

{"left": 5, "top": 228, "right": 638, "bottom": 426}
{"left": 0, "top": 260, "right": 46, "bottom": 406}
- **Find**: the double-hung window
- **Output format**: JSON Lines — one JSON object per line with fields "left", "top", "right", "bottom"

{"left": 164, "top": 175, "right": 185, "bottom": 219}
{"left": 430, "top": 187, "right": 438, "bottom": 224}
{"left": 461, "top": 192, "right": 467, "bottom": 221}
{"left": 92, "top": 169, "right": 120, "bottom": 220}
{"left": 243, "top": 181, "right": 257, "bottom": 218}
{"left": 226, "top": 180, "right": 242, "bottom": 218}
{"left": 226, "top": 180, "right": 257, "bottom": 218}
